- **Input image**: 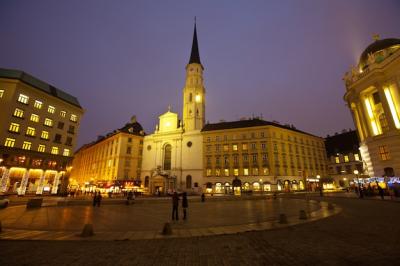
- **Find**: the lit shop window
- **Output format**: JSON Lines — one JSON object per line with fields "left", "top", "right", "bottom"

{"left": 38, "top": 144, "right": 46, "bottom": 153}
{"left": 63, "top": 149, "right": 70, "bottom": 156}
{"left": 18, "top": 94, "right": 29, "bottom": 104}
{"left": 379, "top": 146, "right": 390, "bottom": 161}
{"left": 26, "top": 127, "right": 36, "bottom": 136}
{"left": 60, "top": 111, "right": 66, "bottom": 118}
{"left": 41, "top": 131, "right": 49, "bottom": 140}
{"left": 0, "top": 89, "right": 4, "bottom": 98}
{"left": 9, "top": 122, "right": 20, "bottom": 133}
{"left": 44, "top": 118, "right": 53, "bottom": 127}
{"left": 354, "top": 154, "right": 360, "bottom": 161}
{"left": 13, "top": 108, "right": 24, "bottom": 118}
{"left": 335, "top": 157, "right": 340, "bottom": 163}
{"left": 22, "top": 141, "right": 32, "bottom": 150}
{"left": 30, "top": 114, "right": 40, "bottom": 123}
{"left": 51, "top": 146, "right": 59, "bottom": 155}
{"left": 48, "top": 105, "right": 55, "bottom": 114}
{"left": 344, "top": 155, "right": 349, "bottom": 162}
{"left": 34, "top": 100, "right": 43, "bottom": 109}
{"left": 70, "top": 114, "right": 78, "bottom": 122}
{"left": 4, "top": 138, "right": 15, "bottom": 147}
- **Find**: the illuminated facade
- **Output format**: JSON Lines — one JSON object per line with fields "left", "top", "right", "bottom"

{"left": 70, "top": 116, "right": 144, "bottom": 190}
{"left": 0, "top": 68, "right": 84, "bottom": 194}
{"left": 325, "top": 130, "right": 364, "bottom": 187}
{"left": 201, "top": 119, "right": 327, "bottom": 194}
{"left": 140, "top": 23, "right": 204, "bottom": 194}
{"left": 344, "top": 37, "right": 400, "bottom": 177}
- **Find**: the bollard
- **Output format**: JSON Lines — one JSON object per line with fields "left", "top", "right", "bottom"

{"left": 80, "top": 224, "right": 94, "bottom": 237}
{"left": 299, "top": 210, "right": 307, "bottom": 220}
{"left": 278, "top": 214, "right": 287, "bottom": 224}
{"left": 162, "top": 222, "right": 172, "bottom": 235}
{"left": 328, "top": 203, "right": 334, "bottom": 210}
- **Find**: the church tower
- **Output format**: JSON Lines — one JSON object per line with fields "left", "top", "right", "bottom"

{"left": 182, "top": 22, "right": 205, "bottom": 131}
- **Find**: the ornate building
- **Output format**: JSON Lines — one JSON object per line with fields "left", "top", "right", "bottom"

{"left": 343, "top": 37, "right": 400, "bottom": 177}
{"left": 70, "top": 116, "right": 144, "bottom": 191}
{"left": 0, "top": 68, "right": 84, "bottom": 195}
{"left": 140, "top": 23, "right": 205, "bottom": 194}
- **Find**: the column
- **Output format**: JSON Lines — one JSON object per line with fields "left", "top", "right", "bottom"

{"left": 51, "top": 172, "right": 62, "bottom": 194}
{"left": 18, "top": 169, "right": 30, "bottom": 195}
{"left": 0, "top": 168, "right": 10, "bottom": 193}
{"left": 35, "top": 171, "right": 46, "bottom": 195}
{"left": 357, "top": 100, "right": 372, "bottom": 138}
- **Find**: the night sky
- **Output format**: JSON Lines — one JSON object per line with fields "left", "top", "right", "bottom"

{"left": 1, "top": 0, "right": 400, "bottom": 148}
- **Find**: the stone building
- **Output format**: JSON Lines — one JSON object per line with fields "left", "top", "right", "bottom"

{"left": 0, "top": 68, "right": 84, "bottom": 194}
{"left": 343, "top": 37, "right": 400, "bottom": 177}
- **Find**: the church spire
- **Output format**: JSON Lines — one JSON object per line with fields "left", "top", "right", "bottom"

{"left": 188, "top": 19, "right": 202, "bottom": 65}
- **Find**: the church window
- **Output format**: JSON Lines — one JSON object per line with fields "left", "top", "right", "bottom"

{"left": 163, "top": 144, "right": 172, "bottom": 170}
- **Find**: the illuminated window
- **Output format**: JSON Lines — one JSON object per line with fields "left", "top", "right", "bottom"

{"left": 215, "top": 169, "right": 221, "bottom": 177}
{"left": 34, "top": 100, "right": 43, "bottom": 109}
{"left": 60, "top": 111, "right": 66, "bottom": 117}
{"left": 243, "top": 168, "right": 249, "bottom": 176}
{"left": 242, "top": 143, "right": 248, "bottom": 150}
{"left": 263, "top": 167, "right": 269, "bottom": 175}
{"left": 379, "top": 146, "right": 390, "bottom": 161}
{"left": 232, "top": 144, "right": 238, "bottom": 151}
{"left": 63, "top": 149, "right": 70, "bottom": 156}
{"left": 344, "top": 155, "right": 349, "bottom": 162}
{"left": 18, "top": 94, "right": 29, "bottom": 104}
{"left": 384, "top": 87, "right": 400, "bottom": 129}
{"left": 223, "top": 144, "right": 229, "bottom": 152}
{"left": 4, "top": 138, "right": 15, "bottom": 147}
{"left": 26, "top": 127, "right": 36, "bottom": 136}
{"left": 44, "top": 118, "right": 53, "bottom": 127}
{"left": 253, "top": 167, "right": 259, "bottom": 175}
{"left": 13, "top": 108, "right": 24, "bottom": 118}
{"left": 379, "top": 114, "right": 389, "bottom": 132}
{"left": 9, "top": 122, "right": 20, "bottom": 133}
{"left": 0, "top": 89, "right": 4, "bottom": 98}
{"left": 233, "top": 169, "right": 239, "bottom": 176}
{"left": 195, "top": 94, "right": 201, "bottom": 103}
{"left": 70, "top": 114, "right": 77, "bottom": 122}
{"left": 48, "top": 105, "right": 55, "bottom": 114}
{"left": 354, "top": 154, "right": 360, "bottom": 161}
{"left": 206, "top": 169, "right": 212, "bottom": 176}
{"left": 38, "top": 144, "right": 46, "bottom": 152}
{"left": 335, "top": 157, "right": 340, "bottom": 163}
{"left": 224, "top": 168, "right": 229, "bottom": 176}
{"left": 364, "top": 98, "right": 380, "bottom": 135}
{"left": 22, "top": 141, "right": 32, "bottom": 150}
{"left": 51, "top": 146, "right": 59, "bottom": 155}
{"left": 41, "top": 131, "right": 49, "bottom": 140}
{"left": 30, "top": 114, "right": 39, "bottom": 122}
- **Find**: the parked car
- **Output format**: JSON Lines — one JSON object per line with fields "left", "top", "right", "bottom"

{"left": 0, "top": 194, "right": 10, "bottom": 208}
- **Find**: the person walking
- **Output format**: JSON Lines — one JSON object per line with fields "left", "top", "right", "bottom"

{"left": 201, "top": 193, "right": 205, "bottom": 202}
{"left": 182, "top": 192, "right": 188, "bottom": 220}
{"left": 378, "top": 185, "right": 385, "bottom": 200}
{"left": 97, "top": 192, "right": 102, "bottom": 207}
{"left": 172, "top": 192, "right": 179, "bottom": 220}
{"left": 92, "top": 191, "right": 97, "bottom": 207}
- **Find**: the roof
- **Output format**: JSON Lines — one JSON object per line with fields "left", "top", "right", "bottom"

{"left": 0, "top": 68, "right": 82, "bottom": 108}
{"left": 201, "top": 118, "right": 319, "bottom": 138}
{"left": 188, "top": 23, "right": 202, "bottom": 66}
{"left": 324, "top": 130, "right": 360, "bottom": 157}
{"left": 359, "top": 38, "right": 400, "bottom": 67}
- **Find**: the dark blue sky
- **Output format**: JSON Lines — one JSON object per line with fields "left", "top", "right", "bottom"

{"left": 1, "top": 0, "right": 400, "bottom": 148}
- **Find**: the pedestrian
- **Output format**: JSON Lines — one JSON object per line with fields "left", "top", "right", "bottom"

{"left": 378, "top": 185, "right": 384, "bottom": 200}
{"left": 182, "top": 192, "right": 188, "bottom": 220}
{"left": 359, "top": 186, "right": 364, "bottom": 199}
{"left": 319, "top": 186, "right": 323, "bottom": 197}
{"left": 97, "top": 192, "right": 102, "bottom": 207}
{"left": 172, "top": 192, "right": 179, "bottom": 220}
{"left": 201, "top": 193, "right": 205, "bottom": 202}
{"left": 92, "top": 191, "right": 97, "bottom": 207}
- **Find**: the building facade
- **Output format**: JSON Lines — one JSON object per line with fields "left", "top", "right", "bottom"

{"left": 343, "top": 37, "right": 400, "bottom": 177}
{"left": 201, "top": 119, "right": 328, "bottom": 194}
{"left": 70, "top": 116, "right": 144, "bottom": 192}
{"left": 0, "top": 68, "right": 84, "bottom": 195}
{"left": 325, "top": 130, "right": 364, "bottom": 188}
{"left": 140, "top": 24, "right": 204, "bottom": 195}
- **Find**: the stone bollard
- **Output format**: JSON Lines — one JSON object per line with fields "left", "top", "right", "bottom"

{"left": 162, "top": 222, "right": 172, "bottom": 235}
{"left": 299, "top": 210, "right": 307, "bottom": 220}
{"left": 80, "top": 224, "right": 94, "bottom": 237}
{"left": 278, "top": 214, "right": 287, "bottom": 224}
{"left": 328, "top": 203, "right": 334, "bottom": 210}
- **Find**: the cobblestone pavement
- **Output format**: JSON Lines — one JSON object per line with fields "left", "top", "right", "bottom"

{"left": 1, "top": 196, "right": 399, "bottom": 265}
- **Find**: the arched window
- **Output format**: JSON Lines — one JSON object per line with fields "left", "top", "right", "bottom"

{"left": 163, "top": 144, "right": 172, "bottom": 170}
{"left": 144, "top": 176, "right": 149, "bottom": 188}
{"left": 189, "top": 93, "right": 192, "bottom": 102}
{"left": 186, "top": 175, "right": 192, "bottom": 189}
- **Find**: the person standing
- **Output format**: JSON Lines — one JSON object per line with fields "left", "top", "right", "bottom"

{"left": 182, "top": 192, "right": 188, "bottom": 220}
{"left": 92, "top": 191, "right": 97, "bottom": 207}
{"left": 172, "top": 192, "right": 179, "bottom": 220}
{"left": 97, "top": 192, "right": 102, "bottom": 207}
{"left": 378, "top": 185, "right": 385, "bottom": 200}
